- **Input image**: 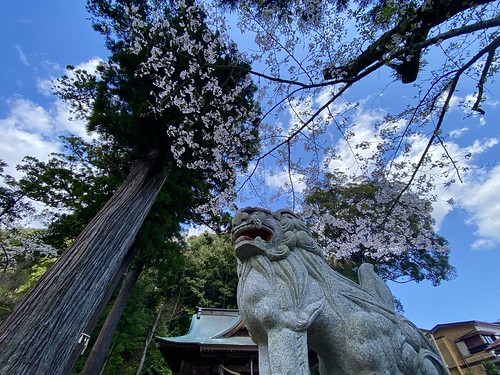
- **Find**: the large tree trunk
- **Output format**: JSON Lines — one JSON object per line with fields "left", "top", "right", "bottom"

{"left": 0, "top": 153, "right": 169, "bottom": 375}
{"left": 63, "top": 244, "right": 139, "bottom": 373}
{"left": 81, "top": 263, "right": 143, "bottom": 375}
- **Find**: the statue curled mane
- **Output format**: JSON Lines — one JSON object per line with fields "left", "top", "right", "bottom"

{"left": 232, "top": 207, "right": 449, "bottom": 375}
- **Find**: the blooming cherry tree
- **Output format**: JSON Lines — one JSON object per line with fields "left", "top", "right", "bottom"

{"left": 302, "top": 173, "right": 454, "bottom": 284}
{"left": 0, "top": 1, "right": 260, "bottom": 372}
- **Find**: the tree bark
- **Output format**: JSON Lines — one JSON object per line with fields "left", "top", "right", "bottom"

{"left": 0, "top": 153, "right": 169, "bottom": 375}
{"left": 81, "top": 263, "right": 144, "bottom": 375}
{"left": 63, "top": 244, "right": 139, "bottom": 374}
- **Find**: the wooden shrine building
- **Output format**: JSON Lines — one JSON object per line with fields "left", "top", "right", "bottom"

{"left": 156, "top": 307, "right": 259, "bottom": 375}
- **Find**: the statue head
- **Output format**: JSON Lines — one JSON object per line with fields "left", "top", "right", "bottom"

{"left": 231, "top": 207, "right": 322, "bottom": 261}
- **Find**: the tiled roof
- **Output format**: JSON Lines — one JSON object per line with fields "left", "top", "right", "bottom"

{"left": 155, "top": 307, "right": 256, "bottom": 351}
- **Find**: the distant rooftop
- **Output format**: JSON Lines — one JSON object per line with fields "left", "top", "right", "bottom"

{"left": 155, "top": 307, "right": 258, "bottom": 374}
{"left": 429, "top": 320, "right": 500, "bottom": 333}
{"left": 156, "top": 307, "right": 256, "bottom": 351}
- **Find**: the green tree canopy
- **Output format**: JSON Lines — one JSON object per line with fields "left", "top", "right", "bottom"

{"left": 181, "top": 233, "right": 239, "bottom": 309}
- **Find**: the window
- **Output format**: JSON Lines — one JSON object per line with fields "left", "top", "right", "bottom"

{"left": 456, "top": 341, "right": 471, "bottom": 357}
{"left": 483, "top": 335, "right": 497, "bottom": 344}
{"left": 460, "top": 333, "right": 498, "bottom": 354}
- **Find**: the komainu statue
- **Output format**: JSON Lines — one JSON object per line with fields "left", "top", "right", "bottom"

{"left": 232, "top": 207, "right": 449, "bottom": 375}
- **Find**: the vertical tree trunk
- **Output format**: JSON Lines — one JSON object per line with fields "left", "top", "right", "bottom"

{"left": 81, "top": 263, "right": 144, "bottom": 375}
{"left": 64, "top": 244, "right": 139, "bottom": 373}
{"left": 136, "top": 303, "right": 164, "bottom": 375}
{"left": 0, "top": 154, "right": 169, "bottom": 375}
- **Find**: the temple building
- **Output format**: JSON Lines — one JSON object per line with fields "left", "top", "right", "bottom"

{"left": 156, "top": 308, "right": 258, "bottom": 375}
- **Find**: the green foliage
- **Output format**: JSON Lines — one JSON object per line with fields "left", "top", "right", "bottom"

{"left": 181, "top": 233, "right": 239, "bottom": 309}
{"left": 14, "top": 134, "right": 234, "bottom": 258}
{"left": 484, "top": 361, "right": 500, "bottom": 375}
{"left": 0, "top": 160, "right": 36, "bottom": 239}
{"left": 16, "top": 136, "right": 129, "bottom": 250}
{"left": 14, "top": 257, "right": 57, "bottom": 295}
{"left": 0, "top": 246, "right": 57, "bottom": 322}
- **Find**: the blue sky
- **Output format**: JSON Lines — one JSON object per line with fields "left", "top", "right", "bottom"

{"left": 1, "top": 1, "right": 499, "bottom": 330}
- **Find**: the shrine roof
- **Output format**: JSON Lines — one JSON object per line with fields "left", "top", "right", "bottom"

{"left": 155, "top": 307, "right": 257, "bottom": 351}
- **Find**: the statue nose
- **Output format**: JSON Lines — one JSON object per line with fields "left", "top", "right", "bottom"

{"left": 252, "top": 217, "right": 262, "bottom": 228}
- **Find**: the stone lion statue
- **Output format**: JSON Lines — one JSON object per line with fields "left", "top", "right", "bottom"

{"left": 232, "top": 207, "right": 449, "bottom": 375}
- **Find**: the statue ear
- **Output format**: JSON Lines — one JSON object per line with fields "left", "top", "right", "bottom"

{"left": 282, "top": 231, "right": 296, "bottom": 250}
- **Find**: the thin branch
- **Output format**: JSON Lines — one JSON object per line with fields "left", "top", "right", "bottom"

{"left": 251, "top": 14, "right": 315, "bottom": 85}
{"left": 287, "top": 140, "right": 295, "bottom": 211}
{"left": 437, "top": 135, "right": 463, "bottom": 183}
{"left": 388, "top": 36, "right": 500, "bottom": 215}
{"left": 237, "top": 57, "right": 389, "bottom": 194}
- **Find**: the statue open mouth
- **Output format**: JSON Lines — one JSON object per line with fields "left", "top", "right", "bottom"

{"left": 233, "top": 226, "right": 274, "bottom": 244}
{"left": 232, "top": 225, "right": 274, "bottom": 260}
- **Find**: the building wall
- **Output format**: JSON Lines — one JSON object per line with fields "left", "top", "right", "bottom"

{"left": 429, "top": 322, "right": 500, "bottom": 375}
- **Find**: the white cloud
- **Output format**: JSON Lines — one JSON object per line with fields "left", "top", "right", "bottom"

{"left": 0, "top": 57, "right": 104, "bottom": 178}
{"left": 0, "top": 97, "right": 93, "bottom": 180}
{"left": 464, "top": 137, "right": 499, "bottom": 155}
{"left": 449, "top": 127, "right": 469, "bottom": 138}
{"left": 74, "top": 58, "right": 103, "bottom": 74}
{"left": 325, "top": 107, "right": 387, "bottom": 177}
{"left": 265, "top": 169, "right": 306, "bottom": 193}
{"left": 15, "top": 44, "right": 29, "bottom": 66}
{"left": 53, "top": 100, "right": 93, "bottom": 141}
{"left": 392, "top": 135, "right": 500, "bottom": 249}
{"left": 459, "top": 165, "right": 500, "bottom": 249}
{"left": 183, "top": 224, "right": 214, "bottom": 237}
{"left": 0, "top": 99, "right": 61, "bottom": 178}
{"left": 36, "top": 77, "right": 54, "bottom": 97}
{"left": 438, "top": 93, "right": 460, "bottom": 111}
{"left": 286, "top": 87, "right": 356, "bottom": 138}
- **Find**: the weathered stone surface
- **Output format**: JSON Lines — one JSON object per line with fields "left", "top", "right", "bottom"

{"left": 232, "top": 207, "right": 449, "bottom": 375}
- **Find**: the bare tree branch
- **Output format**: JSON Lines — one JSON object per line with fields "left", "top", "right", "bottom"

{"left": 388, "top": 36, "right": 500, "bottom": 215}
{"left": 472, "top": 47, "right": 496, "bottom": 114}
